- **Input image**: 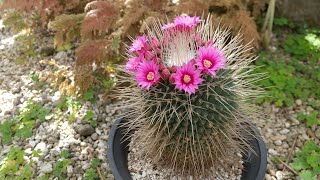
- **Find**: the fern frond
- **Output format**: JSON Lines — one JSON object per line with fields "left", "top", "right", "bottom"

{"left": 81, "top": 1, "right": 119, "bottom": 40}
{"left": 75, "top": 39, "right": 110, "bottom": 93}
{"left": 48, "top": 13, "right": 85, "bottom": 50}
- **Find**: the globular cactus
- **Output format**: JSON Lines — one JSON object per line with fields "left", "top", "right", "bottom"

{"left": 116, "top": 15, "right": 265, "bottom": 178}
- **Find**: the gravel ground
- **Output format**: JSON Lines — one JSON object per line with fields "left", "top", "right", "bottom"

{"left": 0, "top": 22, "right": 116, "bottom": 179}
{"left": 256, "top": 101, "right": 320, "bottom": 180}
{"left": 128, "top": 139, "right": 243, "bottom": 180}
{"left": 0, "top": 20, "right": 319, "bottom": 179}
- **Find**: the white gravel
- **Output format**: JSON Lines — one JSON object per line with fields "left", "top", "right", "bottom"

{"left": 128, "top": 138, "right": 243, "bottom": 180}
{"left": 0, "top": 23, "right": 116, "bottom": 179}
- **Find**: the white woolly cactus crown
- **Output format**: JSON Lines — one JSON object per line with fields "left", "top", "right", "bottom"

{"left": 116, "top": 14, "right": 265, "bottom": 178}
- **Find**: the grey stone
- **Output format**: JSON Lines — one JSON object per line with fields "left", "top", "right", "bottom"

{"left": 54, "top": 51, "right": 68, "bottom": 61}
{"left": 82, "top": 162, "right": 90, "bottom": 170}
{"left": 12, "top": 87, "right": 21, "bottom": 94}
{"left": 306, "top": 106, "right": 314, "bottom": 112}
{"left": 282, "top": 143, "right": 289, "bottom": 149}
{"left": 279, "top": 129, "right": 290, "bottom": 135}
{"left": 50, "top": 149, "right": 60, "bottom": 156}
{"left": 13, "top": 98, "right": 20, "bottom": 105}
{"left": 265, "top": 174, "right": 274, "bottom": 180}
{"left": 98, "top": 140, "right": 107, "bottom": 148}
{"left": 91, "top": 133, "right": 98, "bottom": 141}
{"left": 35, "top": 142, "right": 48, "bottom": 155}
{"left": 274, "top": 140, "right": 282, "bottom": 146}
{"left": 47, "top": 137, "right": 57, "bottom": 144}
{"left": 275, "top": 171, "right": 285, "bottom": 179}
{"left": 29, "top": 140, "right": 37, "bottom": 148}
{"left": 268, "top": 148, "right": 278, "bottom": 156}
{"left": 67, "top": 165, "right": 73, "bottom": 174}
{"left": 76, "top": 124, "right": 95, "bottom": 137}
{"left": 39, "top": 162, "right": 53, "bottom": 173}
{"left": 295, "top": 99, "right": 302, "bottom": 105}
{"left": 276, "top": 164, "right": 284, "bottom": 170}
{"left": 271, "top": 135, "right": 286, "bottom": 141}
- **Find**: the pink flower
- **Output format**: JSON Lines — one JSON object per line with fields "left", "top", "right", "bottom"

{"left": 161, "top": 16, "right": 201, "bottom": 31}
{"left": 174, "top": 15, "right": 201, "bottom": 29}
{"left": 161, "top": 69, "right": 170, "bottom": 79}
{"left": 144, "top": 50, "right": 155, "bottom": 60}
{"left": 151, "top": 37, "right": 160, "bottom": 48}
{"left": 173, "top": 62, "right": 203, "bottom": 94}
{"left": 129, "top": 35, "right": 148, "bottom": 53}
{"left": 161, "top": 23, "right": 175, "bottom": 30}
{"left": 125, "top": 57, "right": 143, "bottom": 72}
{"left": 169, "top": 73, "right": 175, "bottom": 84}
{"left": 136, "top": 60, "right": 160, "bottom": 90}
{"left": 151, "top": 37, "right": 161, "bottom": 54}
{"left": 196, "top": 46, "right": 225, "bottom": 76}
{"left": 169, "top": 66, "right": 177, "bottom": 73}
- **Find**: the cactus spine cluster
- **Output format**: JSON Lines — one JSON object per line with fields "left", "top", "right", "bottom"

{"left": 116, "top": 15, "right": 264, "bottom": 178}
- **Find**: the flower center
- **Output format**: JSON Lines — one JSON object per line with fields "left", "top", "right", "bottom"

{"left": 203, "top": 59, "right": 212, "bottom": 68}
{"left": 185, "top": 19, "right": 192, "bottom": 25}
{"left": 137, "top": 41, "right": 143, "bottom": 48}
{"left": 183, "top": 74, "right": 191, "bottom": 83}
{"left": 147, "top": 72, "right": 155, "bottom": 81}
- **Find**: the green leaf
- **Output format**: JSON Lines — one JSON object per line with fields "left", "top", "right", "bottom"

{"left": 301, "top": 141, "right": 320, "bottom": 155}
{"left": 0, "top": 120, "right": 14, "bottom": 144}
{"left": 84, "top": 110, "right": 95, "bottom": 121}
{"left": 20, "top": 164, "right": 33, "bottom": 179}
{"left": 299, "top": 170, "right": 316, "bottom": 180}
{"left": 53, "top": 159, "right": 71, "bottom": 178}
{"left": 292, "top": 156, "right": 309, "bottom": 170}
{"left": 60, "top": 149, "right": 71, "bottom": 159}
{"left": 32, "top": 149, "right": 41, "bottom": 158}
{"left": 305, "top": 33, "right": 320, "bottom": 49}
{"left": 0, "top": 147, "right": 27, "bottom": 177}
{"left": 84, "top": 168, "right": 98, "bottom": 180}
{"left": 83, "top": 88, "right": 95, "bottom": 103}
{"left": 91, "top": 158, "right": 99, "bottom": 168}
{"left": 36, "top": 174, "right": 50, "bottom": 180}
{"left": 57, "top": 43, "right": 72, "bottom": 52}
{"left": 307, "top": 151, "right": 320, "bottom": 174}
{"left": 306, "top": 112, "right": 319, "bottom": 127}
{"left": 15, "top": 120, "right": 35, "bottom": 138}
{"left": 37, "top": 108, "right": 51, "bottom": 121}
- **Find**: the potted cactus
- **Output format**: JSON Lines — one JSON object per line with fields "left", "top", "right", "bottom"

{"left": 108, "top": 15, "right": 267, "bottom": 179}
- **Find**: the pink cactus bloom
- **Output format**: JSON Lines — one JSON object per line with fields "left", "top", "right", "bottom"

{"left": 169, "top": 73, "right": 175, "bottom": 84}
{"left": 129, "top": 35, "right": 148, "bottom": 53}
{"left": 144, "top": 50, "right": 155, "bottom": 60}
{"left": 161, "top": 23, "right": 175, "bottom": 30}
{"left": 161, "top": 69, "right": 171, "bottom": 80}
{"left": 174, "top": 15, "right": 201, "bottom": 29}
{"left": 196, "top": 46, "right": 225, "bottom": 76}
{"left": 169, "top": 66, "right": 177, "bottom": 73}
{"left": 136, "top": 60, "right": 160, "bottom": 90}
{"left": 151, "top": 37, "right": 161, "bottom": 54}
{"left": 173, "top": 62, "right": 203, "bottom": 94}
{"left": 125, "top": 57, "right": 143, "bottom": 72}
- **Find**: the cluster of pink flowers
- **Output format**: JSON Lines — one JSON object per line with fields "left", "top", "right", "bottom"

{"left": 125, "top": 15, "right": 225, "bottom": 95}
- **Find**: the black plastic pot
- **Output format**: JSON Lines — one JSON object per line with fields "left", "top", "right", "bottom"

{"left": 107, "top": 118, "right": 267, "bottom": 180}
